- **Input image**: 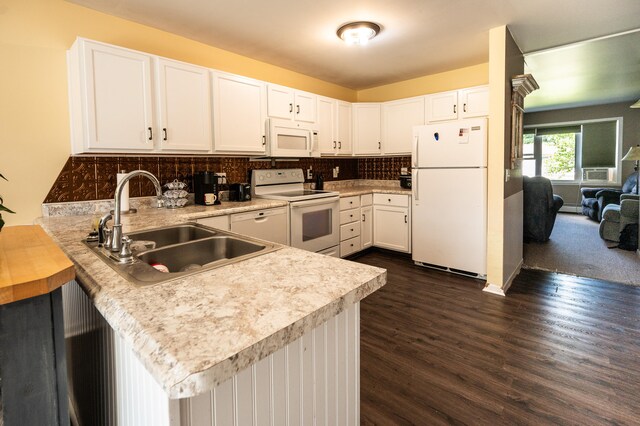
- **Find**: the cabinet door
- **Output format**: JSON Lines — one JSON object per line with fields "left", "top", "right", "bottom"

{"left": 373, "top": 205, "right": 410, "bottom": 252}
{"left": 196, "top": 215, "right": 230, "bottom": 230}
{"left": 459, "top": 86, "right": 489, "bottom": 118}
{"left": 294, "top": 91, "right": 317, "bottom": 123}
{"left": 382, "top": 97, "right": 424, "bottom": 155}
{"left": 426, "top": 90, "right": 458, "bottom": 123}
{"left": 361, "top": 205, "right": 373, "bottom": 249}
{"left": 267, "top": 84, "right": 295, "bottom": 120}
{"left": 156, "top": 58, "right": 212, "bottom": 152}
{"left": 212, "top": 71, "right": 266, "bottom": 154}
{"left": 81, "top": 40, "right": 154, "bottom": 152}
{"left": 353, "top": 103, "right": 382, "bottom": 155}
{"left": 317, "top": 97, "right": 336, "bottom": 154}
{"left": 336, "top": 101, "right": 352, "bottom": 155}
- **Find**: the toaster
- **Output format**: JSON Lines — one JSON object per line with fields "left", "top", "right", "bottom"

{"left": 229, "top": 183, "right": 251, "bottom": 202}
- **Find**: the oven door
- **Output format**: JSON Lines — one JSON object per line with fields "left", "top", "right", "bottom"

{"left": 289, "top": 197, "right": 340, "bottom": 253}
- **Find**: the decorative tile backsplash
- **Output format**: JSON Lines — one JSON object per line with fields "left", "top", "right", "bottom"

{"left": 44, "top": 155, "right": 411, "bottom": 203}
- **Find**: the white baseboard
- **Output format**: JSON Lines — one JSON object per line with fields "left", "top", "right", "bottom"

{"left": 559, "top": 205, "right": 581, "bottom": 213}
{"left": 483, "top": 258, "right": 523, "bottom": 297}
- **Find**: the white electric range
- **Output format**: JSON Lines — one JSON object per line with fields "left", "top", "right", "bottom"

{"left": 251, "top": 169, "right": 340, "bottom": 256}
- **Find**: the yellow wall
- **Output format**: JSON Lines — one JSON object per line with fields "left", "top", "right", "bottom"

{"left": 0, "top": 0, "right": 491, "bottom": 226}
{"left": 357, "top": 63, "right": 489, "bottom": 102}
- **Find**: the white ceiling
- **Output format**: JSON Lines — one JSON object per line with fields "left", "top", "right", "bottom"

{"left": 68, "top": 0, "right": 640, "bottom": 109}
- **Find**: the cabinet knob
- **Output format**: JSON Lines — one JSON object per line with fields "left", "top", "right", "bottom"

{"left": 388, "top": 198, "right": 391, "bottom": 202}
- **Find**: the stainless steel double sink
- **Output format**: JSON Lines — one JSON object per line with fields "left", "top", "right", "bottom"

{"left": 84, "top": 223, "right": 281, "bottom": 285}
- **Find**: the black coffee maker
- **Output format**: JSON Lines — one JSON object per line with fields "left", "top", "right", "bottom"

{"left": 194, "top": 171, "right": 221, "bottom": 205}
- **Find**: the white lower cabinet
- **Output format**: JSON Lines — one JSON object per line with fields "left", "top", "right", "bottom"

{"left": 373, "top": 194, "right": 411, "bottom": 253}
{"left": 63, "top": 281, "right": 361, "bottom": 426}
{"left": 339, "top": 196, "right": 361, "bottom": 258}
{"left": 195, "top": 214, "right": 230, "bottom": 230}
{"left": 360, "top": 194, "right": 373, "bottom": 249}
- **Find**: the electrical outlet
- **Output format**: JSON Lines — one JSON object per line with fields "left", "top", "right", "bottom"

{"left": 215, "top": 172, "right": 227, "bottom": 184}
{"left": 332, "top": 167, "right": 339, "bottom": 178}
{"left": 401, "top": 167, "right": 408, "bottom": 175}
{"left": 307, "top": 167, "right": 313, "bottom": 180}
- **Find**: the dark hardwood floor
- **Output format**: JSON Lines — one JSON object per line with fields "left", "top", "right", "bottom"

{"left": 353, "top": 249, "right": 640, "bottom": 425}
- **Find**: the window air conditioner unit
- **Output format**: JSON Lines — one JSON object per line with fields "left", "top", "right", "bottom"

{"left": 582, "top": 168, "right": 611, "bottom": 181}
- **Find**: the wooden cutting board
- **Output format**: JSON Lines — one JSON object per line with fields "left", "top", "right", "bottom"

{"left": 0, "top": 225, "right": 75, "bottom": 305}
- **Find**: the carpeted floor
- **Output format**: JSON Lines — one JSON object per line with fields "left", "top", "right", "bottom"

{"left": 523, "top": 212, "right": 640, "bottom": 286}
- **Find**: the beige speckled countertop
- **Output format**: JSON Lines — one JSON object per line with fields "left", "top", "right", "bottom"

{"left": 36, "top": 198, "right": 386, "bottom": 399}
{"left": 332, "top": 185, "right": 412, "bottom": 197}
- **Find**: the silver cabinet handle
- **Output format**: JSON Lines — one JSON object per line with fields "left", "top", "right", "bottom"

{"left": 148, "top": 127, "right": 153, "bottom": 141}
{"left": 262, "top": 135, "right": 266, "bottom": 146}
{"left": 453, "top": 104, "right": 457, "bottom": 114}
{"left": 362, "top": 214, "right": 365, "bottom": 222}
{"left": 333, "top": 141, "right": 336, "bottom": 149}
{"left": 163, "top": 128, "right": 167, "bottom": 141}
{"left": 463, "top": 103, "right": 467, "bottom": 112}
{"left": 378, "top": 141, "right": 381, "bottom": 150}
{"left": 296, "top": 105, "right": 300, "bottom": 114}
{"left": 404, "top": 214, "right": 408, "bottom": 223}
{"left": 289, "top": 103, "right": 293, "bottom": 113}
{"left": 338, "top": 141, "right": 342, "bottom": 149}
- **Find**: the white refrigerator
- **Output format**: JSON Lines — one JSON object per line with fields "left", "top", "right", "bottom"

{"left": 411, "top": 118, "right": 487, "bottom": 278}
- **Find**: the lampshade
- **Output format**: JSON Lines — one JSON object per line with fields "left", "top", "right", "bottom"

{"left": 631, "top": 99, "right": 640, "bottom": 108}
{"left": 622, "top": 145, "right": 640, "bottom": 161}
{"left": 337, "top": 21, "right": 380, "bottom": 45}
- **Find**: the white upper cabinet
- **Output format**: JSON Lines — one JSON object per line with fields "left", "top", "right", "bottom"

{"left": 68, "top": 38, "right": 155, "bottom": 153}
{"left": 353, "top": 103, "right": 382, "bottom": 155}
{"left": 425, "top": 85, "right": 489, "bottom": 123}
{"left": 336, "top": 101, "right": 353, "bottom": 155}
{"left": 155, "top": 58, "right": 212, "bottom": 152}
{"left": 382, "top": 96, "right": 425, "bottom": 155}
{"left": 317, "top": 97, "right": 353, "bottom": 155}
{"left": 459, "top": 86, "right": 489, "bottom": 118}
{"left": 267, "top": 84, "right": 317, "bottom": 123}
{"left": 317, "top": 96, "right": 337, "bottom": 154}
{"left": 426, "top": 90, "right": 458, "bottom": 122}
{"left": 212, "top": 71, "right": 267, "bottom": 154}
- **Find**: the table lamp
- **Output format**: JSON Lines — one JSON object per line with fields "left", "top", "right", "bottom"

{"left": 621, "top": 144, "right": 640, "bottom": 195}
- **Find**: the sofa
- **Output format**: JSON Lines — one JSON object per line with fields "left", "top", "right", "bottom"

{"left": 581, "top": 173, "right": 638, "bottom": 221}
{"left": 599, "top": 193, "right": 640, "bottom": 243}
{"left": 523, "top": 176, "right": 564, "bottom": 243}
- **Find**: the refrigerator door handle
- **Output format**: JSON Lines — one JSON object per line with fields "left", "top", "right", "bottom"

{"left": 413, "top": 169, "right": 419, "bottom": 201}
{"left": 412, "top": 135, "right": 419, "bottom": 167}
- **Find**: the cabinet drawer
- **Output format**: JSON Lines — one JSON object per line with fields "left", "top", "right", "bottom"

{"left": 361, "top": 193, "right": 373, "bottom": 206}
{"left": 373, "top": 193, "right": 409, "bottom": 207}
{"left": 340, "top": 236, "right": 361, "bottom": 257}
{"left": 340, "top": 208, "right": 360, "bottom": 225}
{"left": 340, "top": 221, "right": 361, "bottom": 241}
{"left": 340, "top": 196, "right": 360, "bottom": 210}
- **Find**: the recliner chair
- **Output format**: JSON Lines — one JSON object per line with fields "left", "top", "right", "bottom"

{"left": 599, "top": 194, "right": 640, "bottom": 242}
{"left": 581, "top": 173, "right": 638, "bottom": 221}
{"left": 523, "top": 176, "right": 564, "bottom": 243}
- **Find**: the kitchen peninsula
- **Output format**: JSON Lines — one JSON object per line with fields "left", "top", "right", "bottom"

{"left": 37, "top": 198, "right": 386, "bottom": 425}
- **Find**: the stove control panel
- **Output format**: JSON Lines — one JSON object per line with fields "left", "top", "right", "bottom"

{"left": 253, "top": 168, "right": 305, "bottom": 186}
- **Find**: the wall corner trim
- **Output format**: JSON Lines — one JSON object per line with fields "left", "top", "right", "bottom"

{"left": 482, "top": 283, "right": 506, "bottom": 297}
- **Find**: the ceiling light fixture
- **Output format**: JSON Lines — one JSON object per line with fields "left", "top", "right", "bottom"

{"left": 337, "top": 21, "right": 380, "bottom": 45}
{"left": 631, "top": 99, "right": 640, "bottom": 108}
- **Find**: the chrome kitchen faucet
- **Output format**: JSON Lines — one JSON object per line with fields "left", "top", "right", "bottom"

{"left": 99, "top": 170, "right": 164, "bottom": 256}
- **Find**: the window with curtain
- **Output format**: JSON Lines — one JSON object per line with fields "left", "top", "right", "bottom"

{"left": 523, "top": 118, "right": 621, "bottom": 183}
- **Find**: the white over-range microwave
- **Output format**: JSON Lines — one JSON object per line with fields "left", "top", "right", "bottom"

{"left": 265, "top": 118, "right": 320, "bottom": 158}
